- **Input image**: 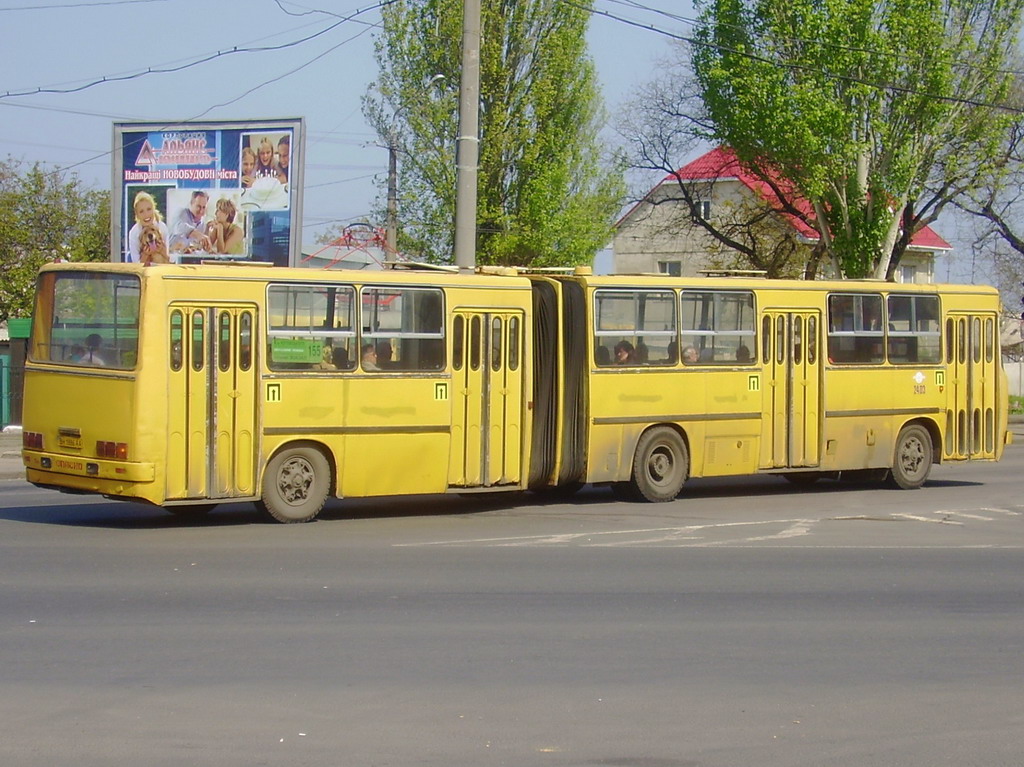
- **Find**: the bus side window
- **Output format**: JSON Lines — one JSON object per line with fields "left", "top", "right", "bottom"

{"left": 267, "top": 283, "right": 356, "bottom": 371}
{"left": 594, "top": 289, "right": 676, "bottom": 367}
{"left": 361, "top": 286, "right": 445, "bottom": 372}
{"left": 887, "top": 294, "right": 940, "bottom": 364}
{"left": 238, "top": 311, "right": 253, "bottom": 371}
{"left": 218, "top": 311, "right": 232, "bottom": 372}
{"left": 508, "top": 316, "right": 520, "bottom": 370}
{"left": 452, "top": 316, "right": 464, "bottom": 371}
{"left": 191, "top": 311, "right": 204, "bottom": 371}
{"left": 170, "top": 310, "right": 184, "bottom": 371}
{"left": 470, "top": 315, "right": 482, "bottom": 370}
{"left": 491, "top": 316, "right": 503, "bottom": 371}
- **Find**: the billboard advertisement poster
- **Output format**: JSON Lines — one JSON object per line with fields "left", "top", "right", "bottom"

{"left": 112, "top": 118, "right": 304, "bottom": 267}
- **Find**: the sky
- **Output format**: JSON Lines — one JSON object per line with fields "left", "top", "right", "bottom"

{"left": 0, "top": 0, "right": 980, "bottom": 281}
{"left": 2, "top": 1, "right": 684, "bottom": 241}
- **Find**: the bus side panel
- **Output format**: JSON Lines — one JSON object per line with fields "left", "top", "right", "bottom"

{"left": 699, "top": 369, "right": 762, "bottom": 477}
{"left": 820, "top": 369, "right": 894, "bottom": 470}
{"left": 261, "top": 376, "right": 452, "bottom": 499}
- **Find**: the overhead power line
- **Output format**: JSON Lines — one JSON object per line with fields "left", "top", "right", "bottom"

{"left": 577, "top": 0, "right": 1024, "bottom": 114}
{"left": 0, "top": 0, "right": 165, "bottom": 9}
{"left": 1, "top": 1, "right": 392, "bottom": 100}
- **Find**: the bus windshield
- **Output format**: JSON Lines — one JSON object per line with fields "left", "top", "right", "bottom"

{"left": 29, "top": 271, "right": 141, "bottom": 369}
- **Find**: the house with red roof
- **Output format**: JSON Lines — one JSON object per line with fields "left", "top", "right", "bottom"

{"left": 612, "top": 146, "right": 951, "bottom": 281}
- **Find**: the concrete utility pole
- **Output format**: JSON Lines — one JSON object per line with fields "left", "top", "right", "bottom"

{"left": 453, "top": 0, "right": 480, "bottom": 270}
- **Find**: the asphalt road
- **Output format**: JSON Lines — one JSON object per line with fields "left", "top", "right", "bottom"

{"left": 1, "top": 445, "right": 1022, "bottom": 767}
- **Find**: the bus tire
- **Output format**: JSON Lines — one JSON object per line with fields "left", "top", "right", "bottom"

{"left": 631, "top": 427, "right": 688, "bottom": 502}
{"left": 888, "top": 424, "right": 933, "bottom": 490}
{"left": 258, "top": 445, "right": 331, "bottom": 523}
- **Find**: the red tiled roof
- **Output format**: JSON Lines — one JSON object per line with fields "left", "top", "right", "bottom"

{"left": 653, "top": 146, "right": 951, "bottom": 251}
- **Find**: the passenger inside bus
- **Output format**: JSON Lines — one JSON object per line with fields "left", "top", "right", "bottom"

{"left": 361, "top": 343, "right": 380, "bottom": 371}
{"left": 614, "top": 340, "right": 636, "bottom": 365}
{"left": 375, "top": 340, "right": 394, "bottom": 369}
{"left": 71, "top": 334, "right": 107, "bottom": 366}
{"left": 332, "top": 346, "right": 351, "bottom": 369}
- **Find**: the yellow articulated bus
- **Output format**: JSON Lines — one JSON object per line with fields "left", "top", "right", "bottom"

{"left": 21, "top": 261, "right": 1011, "bottom": 522}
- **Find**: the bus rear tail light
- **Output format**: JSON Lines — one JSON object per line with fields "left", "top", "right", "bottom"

{"left": 96, "top": 441, "right": 128, "bottom": 460}
{"left": 23, "top": 432, "right": 43, "bottom": 450}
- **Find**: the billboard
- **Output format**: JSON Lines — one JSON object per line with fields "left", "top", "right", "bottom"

{"left": 112, "top": 118, "right": 304, "bottom": 266}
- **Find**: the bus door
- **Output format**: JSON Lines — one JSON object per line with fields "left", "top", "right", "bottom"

{"left": 762, "top": 310, "right": 822, "bottom": 468}
{"left": 449, "top": 310, "right": 525, "bottom": 487}
{"left": 167, "top": 305, "right": 258, "bottom": 500}
{"left": 946, "top": 313, "right": 999, "bottom": 459}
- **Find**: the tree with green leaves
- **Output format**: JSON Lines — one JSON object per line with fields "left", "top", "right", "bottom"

{"left": 692, "top": 0, "right": 1023, "bottom": 279}
{"left": 358, "top": 0, "right": 625, "bottom": 266}
{"left": 0, "top": 158, "right": 109, "bottom": 321}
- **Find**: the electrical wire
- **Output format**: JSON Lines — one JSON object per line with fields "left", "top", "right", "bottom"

{"left": 0, "top": 1, "right": 392, "bottom": 100}
{"left": 575, "top": 0, "right": 1024, "bottom": 114}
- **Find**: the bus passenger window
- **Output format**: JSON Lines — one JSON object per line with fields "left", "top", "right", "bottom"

{"left": 238, "top": 312, "right": 253, "bottom": 371}
{"left": 218, "top": 312, "right": 231, "bottom": 372}
{"left": 508, "top": 316, "right": 520, "bottom": 370}
{"left": 170, "top": 309, "right": 184, "bottom": 371}
{"left": 827, "top": 293, "right": 883, "bottom": 363}
{"left": 491, "top": 317, "right": 503, "bottom": 371}
{"left": 470, "top": 316, "right": 481, "bottom": 371}
{"left": 594, "top": 289, "right": 677, "bottom": 368}
{"left": 360, "top": 286, "right": 445, "bottom": 371}
{"left": 267, "top": 283, "right": 356, "bottom": 371}
{"left": 191, "top": 311, "right": 204, "bottom": 371}
{"left": 452, "top": 316, "right": 464, "bottom": 371}
{"left": 679, "top": 289, "right": 755, "bottom": 365}
{"left": 887, "top": 294, "right": 940, "bottom": 364}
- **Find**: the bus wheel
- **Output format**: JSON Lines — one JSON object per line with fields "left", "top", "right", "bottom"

{"left": 631, "top": 427, "right": 688, "bottom": 502}
{"left": 258, "top": 445, "right": 331, "bottom": 523}
{"left": 889, "top": 425, "right": 933, "bottom": 490}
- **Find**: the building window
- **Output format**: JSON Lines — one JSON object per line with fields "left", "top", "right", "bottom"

{"left": 658, "top": 260, "right": 682, "bottom": 276}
